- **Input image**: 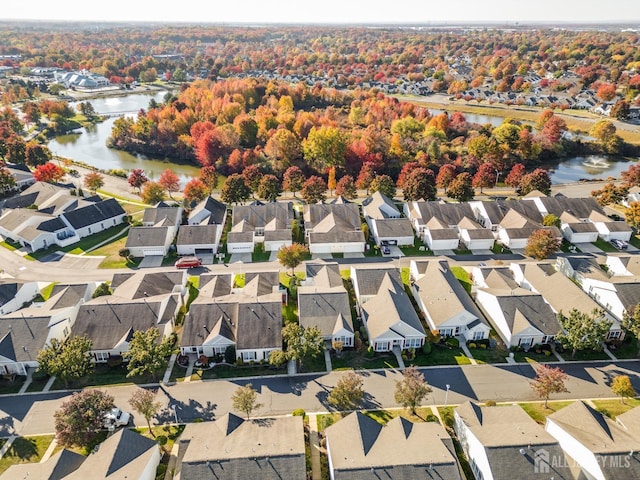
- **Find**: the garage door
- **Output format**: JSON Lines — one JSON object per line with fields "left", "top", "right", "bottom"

{"left": 143, "top": 249, "right": 165, "bottom": 256}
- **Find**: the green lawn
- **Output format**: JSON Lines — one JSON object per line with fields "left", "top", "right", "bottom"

{"left": 563, "top": 349, "right": 610, "bottom": 361}
{"left": 519, "top": 401, "right": 573, "bottom": 424}
{"left": 591, "top": 398, "right": 640, "bottom": 418}
{"left": 331, "top": 351, "right": 399, "bottom": 370}
{"left": 0, "top": 377, "right": 26, "bottom": 395}
{"left": 365, "top": 408, "right": 439, "bottom": 424}
{"left": 592, "top": 238, "right": 617, "bottom": 252}
{"left": 608, "top": 337, "right": 639, "bottom": 359}
{"left": 513, "top": 350, "right": 555, "bottom": 363}
{"left": 0, "top": 435, "right": 55, "bottom": 474}
{"left": 411, "top": 346, "right": 472, "bottom": 366}
{"left": 50, "top": 364, "right": 158, "bottom": 390}
{"left": 450, "top": 266, "right": 472, "bottom": 295}
{"left": 398, "top": 237, "right": 433, "bottom": 256}
{"left": 28, "top": 225, "right": 129, "bottom": 260}
{"left": 196, "top": 364, "right": 288, "bottom": 379}
{"left": 134, "top": 424, "right": 185, "bottom": 479}
{"left": 469, "top": 346, "right": 509, "bottom": 364}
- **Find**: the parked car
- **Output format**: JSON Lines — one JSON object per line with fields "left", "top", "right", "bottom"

{"left": 610, "top": 239, "right": 628, "bottom": 250}
{"left": 104, "top": 407, "right": 131, "bottom": 430}
{"left": 175, "top": 256, "right": 202, "bottom": 269}
{"left": 381, "top": 245, "right": 391, "bottom": 255}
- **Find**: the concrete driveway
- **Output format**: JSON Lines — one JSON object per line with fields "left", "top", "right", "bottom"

{"left": 575, "top": 243, "right": 603, "bottom": 253}
{"left": 229, "top": 253, "right": 252, "bottom": 263}
{"left": 139, "top": 255, "right": 164, "bottom": 268}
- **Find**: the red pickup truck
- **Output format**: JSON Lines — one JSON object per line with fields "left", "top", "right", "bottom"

{"left": 175, "top": 256, "right": 202, "bottom": 269}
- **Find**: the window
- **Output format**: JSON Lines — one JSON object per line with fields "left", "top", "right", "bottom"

{"left": 607, "top": 330, "right": 621, "bottom": 339}
{"left": 113, "top": 219, "right": 117, "bottom": 225}
{"left": 473, "top": 330, "right": 484, "bottom": 340}
{"left": 242, "top": 351, "right": 257, "bottom": 361}
{"left": 334, "top": 336, "right": 353, "bottom": 347}
{"left": 404, "top": 338, "right": 422, "bottom": 348}
{"left": 63, "top": 326, "right": 69, "bottom": 338}
{"left": 95, "top": 352, "right": 109, "bottom": 362}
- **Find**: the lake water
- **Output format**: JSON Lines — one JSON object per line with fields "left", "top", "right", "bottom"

{"left": 48, "top": 92, "right": 637, "bottom": 186}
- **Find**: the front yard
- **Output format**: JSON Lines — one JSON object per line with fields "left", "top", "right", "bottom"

{"left": 0, "top": 435, "right": 55, "bottom": 474}
{"left": 331, "top": 350, "right": 398, "bottom": 370}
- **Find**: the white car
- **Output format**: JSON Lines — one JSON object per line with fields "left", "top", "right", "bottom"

{"left": 104, "top": 407, "right": 132, "bottom": 430}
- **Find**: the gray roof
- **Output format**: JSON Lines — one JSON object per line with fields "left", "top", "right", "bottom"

{"left": 72, "top": 297, "right": 170, "bottom": 350}
{"left": 178, "top": 415, "right": 306, "bottom": 480}
{"left": 409, "top": 201, "right": 474, "bottom": 226}
{"left": 305, "top": 261, "right": 343, "bottom": 288}
{"left": 325, "top": 412, "right": 462, "bottom": 480}
{"left": 352, "top": 267, "right": 402, "bottom": 298}
{"left": 373, "top": 218, "right": 414, "bottom": 238}
{"left": 111, "top": 271, "right": 185, "bottom": 299}
{"left": 198, "top": 274, "right": 233, "bottom": 298}
{"left": 142, "top": 206, "right": 182, "bottom": 226}
{"left": 361, "top": 191, "right": 400, "bottom": 219}
{"left": 231, "top": 202, "right": 293, "bottom": 230}
{"left": 176, "top": 224, "right": 220, "bottom": 246}
{"left": 536, "top": 196, "right": 604, "bottom": 219}
{"left": 47, "top": 283, "right": 92, "bottom": 309}
{"left": 125, "top": 226, "right": 170, "bottom": 248}
{"left": 189, "top": 196, "right": 227, "bottom": 225}
{"left": 61, "top": 198, "right": 125, "bottom": 229}
{"left": 614, "top": 283, "right": 640, "bottom": 311}
{"left": 491, "top": 292, "right": 561, "bottom": 336}
{"left": 298, "top": 288, "right": 353, "bottom": 338}
{"left": 2, "top": 182, "right": 72, "bottom": 210}
{"left": 0, "top": 315, "right": 51, "bottom": 363}
{"left": 0, "top": 281, "right": 23, "bottom": 306}
{"left": 0, "top": 448, "right": 85, "bottom": 480}
{"left": 63, "top": 428, "right": 159, "bottom": 480}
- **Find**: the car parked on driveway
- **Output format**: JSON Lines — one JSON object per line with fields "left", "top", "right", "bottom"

{"left": 104, "top": 407, "right": 132, "bottom": 430}
{"left": 175, "top": 256, "right": 202, "bottom": 268}
{"left": 381, "top": 245, "right": 391, "bottom": 255}
{"left": 610, "top": 239, "right": 628, "bottom": 250}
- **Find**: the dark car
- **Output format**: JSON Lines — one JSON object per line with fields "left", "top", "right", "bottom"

{"left": 610, "top": 239, "right": 628, "bottom": 250}
{"left": 381, "top": 245, "right": 391, "bottom": 255}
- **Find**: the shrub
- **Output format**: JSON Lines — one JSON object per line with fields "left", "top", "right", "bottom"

{"left": 156, "top": 435, "right": 168, "bottom": 445}
{"left": 445, "top": 337, "right": 460, "bottom": 348}
{"left": 292, "top": 409, "right": 306, "bottom": 417}
{"left": 156, "top": 464, "right": 167, "bottom": 477}
{"left": 425, "top": 414, "right": 440, "bottom": 423}
{"left": 235, "top": 357, "right": 244, "bottom": 366}
{"left": 249, "top": 360, "right": 255, "bottom": 366}
{"left": 224, "top": 346, "right": 236, "bottom": 364}
{"left": 359, "top": 326, "right": 368, "bottom": 341}
{"left": 597, "top": 408, "right": 611, "bottom": 418}
{"left": 422, "top": 342, "right": 432, "bottom": 354}
{"left": 367, "top": 345, "right": 375, "bottom": 357}
{"left": 480, "top": 343, "right": 487, "bottom": 349}
{"left": 485, "top": 400, "right": 497, "bottom": 406}
{"left": 468, "top": 342, "right": 477, "bottom": 349}
{"left": 544, "top": 350, "right": 552, "bottom": 356}
{"left": 401, "top": 353, "right": 408, "bottom": 361}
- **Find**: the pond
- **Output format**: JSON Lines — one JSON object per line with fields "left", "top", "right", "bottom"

{"left": 547, "top": 155, "right": 637, "bottom": 184}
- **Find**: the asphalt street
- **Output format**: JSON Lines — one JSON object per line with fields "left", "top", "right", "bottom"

{"left": 2, "top": 360, "right": 638, "bottom": 436}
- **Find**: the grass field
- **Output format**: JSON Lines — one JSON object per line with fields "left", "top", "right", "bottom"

{"left": 0, "top": 435, "right": 55, "bottom": 474}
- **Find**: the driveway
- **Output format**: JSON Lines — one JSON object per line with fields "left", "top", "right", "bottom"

{"left": 139, "top": 255, "right": 164, "bottom": 268}
{"left": 229, "top": 253, "right": 252, "bottom": 263}
{"left": 575, "top": 243, "right": 603, "bottom": 253}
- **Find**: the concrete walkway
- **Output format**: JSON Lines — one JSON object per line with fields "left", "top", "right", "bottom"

{"left": 40, "top": 438, "right": 58, "bottom": 463}
{"left": 323, "top": 349, "right": 332, "bottom": 373}
{"left": 164, "top": 433, "right": 181, "bottom": 480}
{"left": 603, "top": 345, "right": 618, "bottom": 361}
{"left": 459, "top": 341, "right": 478, "bottom": 365}
{"left": 307, "top": 414, "right": 322, "bottom": 480}
{"left": 183, "top": 356, "right": 195, "bottom": 383}
{"left": 42, "top": 376, "right": 56, "bottom": 392}
{"left": 0, "top": 436, "right": 16, "bottom": 459}
{"left": 18, "top": 368, "right": 34, "bottom": 394}
{"left": 551, "top": 345, "right": 566, "bottom": 363}
{"left": 162, "top": 353, "right": 177, "bottom": 384}
{"left": 392, "top": 346, "right": 405, "bottom": 369}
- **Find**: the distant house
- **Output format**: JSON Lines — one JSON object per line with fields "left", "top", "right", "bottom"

{"left": 546, "top": 402, "right": 640, "bottom": 480}
{"left": 624, "top": 185, "right": 640, "bottom": 206}
{"left": 556, "top": 255, "right": 640, "bottom": 321}
{"left": 325, "top": 411, "right": 462, "bottom": 480}
{"left": 181, "top": 271, "right": 283, "bottom": 362}
{"left": 410, "top": 260, "right": 491, "bottom": 341}
{"left": 588, "top": 211, "right": 632, "bottom": 242}
{"left": 558, "top": 211, "right": 599, "bottom": 243}
{"left": 361, "top": 191, "right": 414, "bottom": 247}
{"left": 404, "top": 200, "right": 473, "bottom": 244}
{"left": 455, "top": 402, "right": 575, "bottom": 480}
{"left": 496, "top": 209, "right": 561, "bottom": 250}
{"left": 175, "top": 414, "right": 306, "bottom": 480}
{"left": 0, "top": 182, "right": 126, "bottom": 252}
{"left": 126, "top": 206, "right": 182, "bottom": 258}
{"left": 176, "top": 224, "right": 222, "bottom": 256}
{"left": 424, "top": 217, "right": 460, "bottom": 251}
{"left": 473, "top": 266, "right": 560, "bottom": 348}
{"left": 0, "top": 283, "right": 97, "bottom": 375}
{"left": 3, "top": 164, "right": 34, "bottom": 192}
{"left": 298, "top": 262, "right": 354, "bottom": 348}
{"left": 351, "top": 266, "right": 425, "bottom": 352}
{"left": 187, "top": 196, "right": 227, "bottom": 226}
{"left": 509, "top": 261, "right": 624, "bottom": 341}
{"left": 457, "top": 217, "right": 495, "bottom": 250}
{"left": 303, "top": 203, "right": 365, "bottom": 255}
{"left": 227, "top": 201, "right": 293, "bottom": 253}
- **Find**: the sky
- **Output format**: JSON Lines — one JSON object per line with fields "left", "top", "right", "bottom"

{"left": 1, "top": 0, "right": 639, "bottom": 25}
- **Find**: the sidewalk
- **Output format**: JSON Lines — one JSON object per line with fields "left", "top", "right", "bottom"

{"left": 307, "top": 414, "right": 322, "bottom": 480}
{"left": 162, "top": 353, "right": 177, "bottom": 384}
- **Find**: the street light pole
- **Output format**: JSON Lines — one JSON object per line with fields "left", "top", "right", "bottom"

{"left": 170, "top": 404, "right": 178, "bottom": 424}
{"left": 444, "top": 384, "right": 450, "bottom": 407}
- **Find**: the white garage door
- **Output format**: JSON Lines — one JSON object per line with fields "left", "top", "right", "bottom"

{"left": 143, "top": 249, "right": 165, "bottom": 256}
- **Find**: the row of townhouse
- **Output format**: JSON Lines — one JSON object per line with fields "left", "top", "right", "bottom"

{"left": 455, "top": 400, "right": 640, "bottom": 480}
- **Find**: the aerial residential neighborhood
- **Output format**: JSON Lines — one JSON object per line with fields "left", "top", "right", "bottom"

{"left": 1, "top": 7, "right": 640, "bottom": 480}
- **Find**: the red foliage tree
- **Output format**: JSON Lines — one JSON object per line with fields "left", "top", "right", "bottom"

{"left": 283, "top": 166, "right": 305, "bottom": 197}
{"left": 199, "top": 165, "right": 218, "bottom": 193}
{"left": 33, "top": 162, "right": 65, "bottom": 183}
{"left": 472, "top": 162, "right": 497, "bottom": 193}
{"left": 183, "top": 178, "right": 209, "bottom": 205}
{"left": 158, "top": 168, "right": 180, "bottom": 198}
{"left": 356, "top": 161, "right": 377, "bottom": 194}
{"left": 128, "top": 168, "right": 149, "bottom": 193}
{"left": 436, "top": 164, "right": 458, "bottom": 194}
{"left": 505, "top": 163, "right": 526, "bottom": 189}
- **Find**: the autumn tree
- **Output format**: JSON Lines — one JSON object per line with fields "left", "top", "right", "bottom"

{"left": 610, "top": 100, "right": 630, "bottom": 120}
{"left": 328, "top": 371, "right": 365, "bottom": 412}
{"left": 334, "top": 175, "right": 357, "bottom": 200}
{"left": 158, "top": 168, "right": 180, "bottom": 199}
{"left": 402, "top": 167, "right": 436, "bottom": 201}
{"left": 265, "top": 128, "right": 301, "bottom": 172}
{"left": 128, "top": 388, "right": 161, "bottom": 436}
{"left": 277, "top": 243, "right": 309, "bottom": 275}
{"left": 283, "top": 166, "right": 305, "bottom": 197}
{"left": 530, "top": 364, "right": 569, "bottom": 408}
{"left": 199, "top": 165, "right": 218, "bottom": 193}
{"left": 140, "top": 181, "right": 166, "bottom": 204}
{"left": 611, "top": 375, "right": 636, "bottom": 404}
{"left": 448, "top": 172, "right": 475, "bottom": 202}
{"left": 542, "top": 214, "right": 561, "bottom": 228}
{"left": 54, "top": 389, "right": 115, "bottom": 448}
{"left": 327, "top": 166, "right": 337, "bottom": 195}
{"left": 394, "top": 366, "right": 432, "bottom": 415}
{"left": 591, "top": 182, "right": 628, "bottom": 206}
{"left": 282, "top": 323, "right": 323, "bottom": 372}
{"left": 231, "top": 383, "right": 263, "bottom": 419}
{"left": 182, "top": 178, "right": 208, "bottom": 205}
{"left": 621, "top": 164, "right": 640, "bottom": 187}
{"left": 301, "top": 175, "right": 327, "bottom": 204}
{"left": 0, "top": 166, "right": 16, "bottom": 191}
{"left": 625, "top": 202, "right": 640, "bottom": 231}
{"left": 517, "top": 168, "right": 551, "bottom": 196}
{"left": 25, "top": 142, "right": 52, "bottom": 166}
{"left": 302, "top": 125, "right": 347, "bottom": 171}
{"left": 83, "top": 171, "right": 104, "bottom": 192}
{"left": 123, "top": 327, "right": 173, "bottom": 382}
{"left": 33, "top": 162, "right": 65, "bottom": 183}
{"left": 505, "top": 163, "right": 525, "bottom": 189}
{"left": 128, "top": 168, "right": 149, "bottom": 193}
{"left": 596, "top": 82, "right": 616, "bottom": 101}
{"left": 242, "top": 164, "right": 262, "bottom": 196}
{"left": 221, "top": 173, "right": 251, "bottom": 204}
{"left": 524, "top": 228, "right": 561, "bottom": 260}
{"left": 356, "top": 161, "right": 377, "bottom": 194}
{"left": 436, "top": 164, "right": 457, "bottom": 194}
{"left": 370, "top": 174, "right": 396, "bottom": 199}
{"left": 473, "top": 162, "right": 497, "bottom": 193}
{"left": 257, "top": 174, "right": 282, "bottom": 202}
{"left": 37, "top": 336, "right": 93, "bottom": 388}
{"left": 556, "top": 309, "right": 612, "bottom": 358}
